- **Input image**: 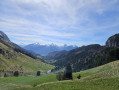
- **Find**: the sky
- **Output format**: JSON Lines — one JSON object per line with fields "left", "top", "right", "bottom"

{"left": 0, "top": 0, "right": 119, "bottom": 46}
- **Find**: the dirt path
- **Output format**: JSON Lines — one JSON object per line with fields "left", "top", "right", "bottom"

{"left": 37, "top": 80, "right": 73, "bottom": 87}
{"left": 20, "top": 80, "right": 73, "bottom": 89}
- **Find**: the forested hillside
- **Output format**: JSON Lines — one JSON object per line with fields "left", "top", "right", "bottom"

{"left": 53, "top": 34, "right": 119, "bottom": 72}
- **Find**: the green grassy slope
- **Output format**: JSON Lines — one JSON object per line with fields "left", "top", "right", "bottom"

{"left": 0, "top": 74, "right": 57, "bottom": 90}
{"left": 0, "top": 37, "right": 54, "bottom": 75}
{"left": 16, "top": 60, "right": 119, "bottom": 90}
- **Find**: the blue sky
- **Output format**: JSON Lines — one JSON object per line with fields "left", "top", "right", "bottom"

{"left": 0, "top": 0, "right": 119, "bottom": 46}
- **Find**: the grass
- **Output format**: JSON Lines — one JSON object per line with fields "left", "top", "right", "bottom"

{"left": 0, "top": 54, "right": 54, "bottom": 72}
{"left": 0, "top": 41, "right": 54, "bottom": 74}
{"left": 0, "top": 74, "right": 57, "bottom": 90}
{"left": 0, "top": 60, "right": 119, "bottom": 90}
{"left": 32, "top": 77, "right": 119, "bottom": 90}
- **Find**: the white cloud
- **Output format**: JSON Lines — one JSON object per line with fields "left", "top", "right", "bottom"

{"left": 0, "top": 0, "right": 119, "bottom": 45}
{"left": 0, "top": 16, "right": 75, "bottom": 38}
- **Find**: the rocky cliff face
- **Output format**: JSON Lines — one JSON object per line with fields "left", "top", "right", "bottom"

{"left": 0, "top": 31, "right": 10, "bottom": 41}
{"left": 106, "top": 34, "right": 119, "bottom": 47}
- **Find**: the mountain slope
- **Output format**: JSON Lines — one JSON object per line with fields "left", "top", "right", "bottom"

{"left": 53, "top": 34, "right": 119, "bottom": 72}
{"left": 38, "top": 60, "right": 119, "bottom": 90}
{"left": 15, "top": 60, "right": 119, "bottom": 90}
{"left": 54, "top": 44, "right": 114, "bottom": 71}
{"left": 0, "top": 33, "right": 54, "bottom": 76}
{"left": 43, "top": 50, "right": 67, "bottom": 61}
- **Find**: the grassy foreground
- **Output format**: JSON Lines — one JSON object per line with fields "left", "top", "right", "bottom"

{"left": 0, "top": 60, "right": 119, "bottom": 90}
{"left": 0, "top": 74, "right": 57, "bottom": 90}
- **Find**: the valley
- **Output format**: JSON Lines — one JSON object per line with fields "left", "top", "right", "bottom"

{"left": 1, "top": 0, "right": 119, "bottom": 90}
{"left": 0, "top": 31, "right": 119, "bottom": 90}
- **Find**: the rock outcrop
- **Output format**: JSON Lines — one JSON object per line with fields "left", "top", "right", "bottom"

{"left": 106, "top": 34, "right": 119, "bottom": 47}
{"left": 0, "top": 31, "right": 10, "bottom": 41}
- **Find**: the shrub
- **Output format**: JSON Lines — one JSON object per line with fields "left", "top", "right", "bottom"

{"left": 77, "top": 74, "right": 81, "bottom": 79}
{"left": 56, "top": 72, "right": 65, "bottom": 81}
{"left": 14, "top": 71, "right": 19, "bottom": 77}
{"left": 37, "top": 71, "right": 40, "bottom": 76}
{"left": 33, "top": 83, "right": 37, "bottom": 87}
{"left": 4, "top": 73, "right": 7, "bottom": 77}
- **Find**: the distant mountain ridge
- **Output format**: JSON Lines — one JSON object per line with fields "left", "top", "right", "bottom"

{"left": 23, "top": 43, "right": 78, "bottom": 55}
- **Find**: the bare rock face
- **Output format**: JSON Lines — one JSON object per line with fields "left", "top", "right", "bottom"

{"left": 106, "top": 34, "right": 119, "bottom": 47}
{"left": 0, "top": 31, "right": 10, "bottom": 41}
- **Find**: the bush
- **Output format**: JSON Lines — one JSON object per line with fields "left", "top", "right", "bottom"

{"left": 37, "top": 71, "right": 40, "bottom": 76}
{"left": 4, "top": 73, "right": 7, "bottom": 77}
{"left": 33, "top": 83, "right": 37, "bottom": 87}
{"left": 14, "top": 71, "right": 19, "bottom": 77}
{"left": 77, "top": 74, "right": 81, "bottom": 79}
{"left": 56, "top": 72, "right": 65, "bottom": 81}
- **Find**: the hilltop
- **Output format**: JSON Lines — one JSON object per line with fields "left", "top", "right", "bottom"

{"left": 0, "top": 31, "right": 10, "bottom": 41}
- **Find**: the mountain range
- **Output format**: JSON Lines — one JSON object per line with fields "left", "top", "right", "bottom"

{"left": 23, "top": 43, "right": 78, "bottom": 55}
{"left": 0, "top": 30, "right": 119, "bottom": 75}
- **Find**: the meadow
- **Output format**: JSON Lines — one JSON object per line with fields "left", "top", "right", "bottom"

{"left": 0, "top": 60, "right": 119, "bottom": 90}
